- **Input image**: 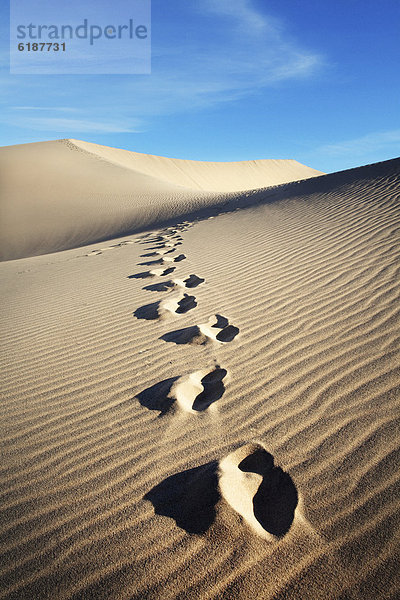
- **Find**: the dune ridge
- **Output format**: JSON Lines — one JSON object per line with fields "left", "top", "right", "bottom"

{"left": 0, "top": 139, "right": 322, "bottom": 261}
{"left": 0, "top": 154, "right": 399, "bottom": 599}
{"left": 68, "top": 139, "right": 322, "bottom": 192}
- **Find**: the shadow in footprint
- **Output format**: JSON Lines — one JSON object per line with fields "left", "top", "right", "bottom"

{"left": 136, "top": 377, "right": 178, "bottom": 415}
{"left": 128, "top": 272, "right": 153, "bottom": 280}
{"left": 176, "top": 294, "right": 197, "bottom": 313}
{"left": 145, "top": 244, "right": 167, "bottom": 250}
{"left": 138, "top": 259, "right": 164, "bottom": 266}
{"left": 133, "top": 301, "right": 160, "bottom": 320}
{"left": 184, "top": 274, "right": 205, "bottom": 288}
{"left": 160, "top": 325, "right": 202, "bottom": 345}
{"left": 174, "top": 254, "right": 186, "bottom": 262}
{"left": 239, "top": 448, "right": 298, "bottom": 537}
{"left": 212, "top": 314, "right": 229, "bottom": 329}
{"left": 145, "top": 461, "right": 220, "bottom": 534}
{"left": 216, "top": 325, "right": 240, "bottom": 342}
{"left": 211, "top": 314, "right": 240, "bottom": 343}
{"left": 192, "top": 368, "right": 227, "bottom": 411}
{"left": 143, "top": 281, "right": 175, "bottom": 292}
{"left": 137, "top": 236, "right": 163, "bottom": 245}
{"left": 141, "top": 249, "right": 175, "bottom": 258}
{"left": 161, "top": 267, "right": 176, "bottom": 276}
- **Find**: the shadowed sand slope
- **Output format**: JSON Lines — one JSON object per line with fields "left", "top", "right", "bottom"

{"left": 0, "top": 139, "right": 322, "bottom": 260}
{"left": 0, "top": 157, "right": 399, "bottom": 599}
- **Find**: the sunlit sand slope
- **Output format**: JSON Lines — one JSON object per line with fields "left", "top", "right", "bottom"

{"left": 0, "top": 139, "right": 322, "bottom": 261}
{"left": 69, "top": 139, "right": 322, "bottom": 192}
{"left": 0, "top": 157, "right": 399, "bottom": 599}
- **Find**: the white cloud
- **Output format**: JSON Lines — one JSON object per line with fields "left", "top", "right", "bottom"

{"left": 1, "top": 1, "right": 324, "bottom": 136}
{"left": 115, "top": 2, "right": 323, "bottom": 118}
{"left": 318, "top": 130, "right": 400, "bottom": 157}
{"left": 201, "top": 0, "right": 270, "bottom": 34}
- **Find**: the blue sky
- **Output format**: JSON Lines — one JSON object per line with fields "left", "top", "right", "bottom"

{"left": 1, "top": 0, "right": 399, "bottom": 173}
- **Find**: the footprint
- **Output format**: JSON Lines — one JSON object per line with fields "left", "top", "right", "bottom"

{"left": 128, "top": 271, "right": 154, "bottom": 280}
{"left": 143, "top": 281, "right": 176, "bottom": 292}
{"left": 162, "top": 253, "right": 186, "bottom": 264}
{"left": 146, "top": 241, "right": 181, "bottom": 250}
{"left": 211, "top": 314, "right": 229, "bottom": 328}
{"left": 219, "top": 443, "right": 298, "bottom": 539}
{"left": 138, "top": 258, "right": 164, "bottom": 266}
{"left": 150, "top": 267, "right": 176, "bottom": 277}
{"left": 136, "top": 377, "right": 178, "bottom": 415}
{"left": 175, "top": 294, "right": 197, "bottom": 313}
{"left": 144, "top": 445, "right": 297, "bottom": 538}
{"left": 192, "top": 368, "right": 227, "bottom": 411}
{"left": 137, "top": 234, "right": 165, "bottom": 245}
{"left": 183, "top": 274, "right": 204, "bottom": 288}
{"left": 169, "top": 366, "right": 227, "bottom": 412}
{"left": 145, "top": 461, "right": 220, "bottom": 534}
{"left": 134, "top": 293, "right": 196, "bottom": 320}
{"left": 128, "top": 267, "right": 176, "bottom": 279}
{"left": 140, "top": 248, "right": 175, "bottom": 258}
{"left": 211, "top": 314, "right": 240, "bottom": 342}
{"left": 140, "top": 251, "right": 161, "bottom": 258}
{"left": 161, "top": 325, "right": 205, "bottom": 345}
{"left": 161, "top": 315, "right": 238, "bottom": 345}
{"left": 215, "top": 325, "right": 239, "bottom": 342}
{"left": 143, "top": 274, "right": 201, "bottom": 292}
{"left": 133, "top": 301, "right": 162, "bottom": 320}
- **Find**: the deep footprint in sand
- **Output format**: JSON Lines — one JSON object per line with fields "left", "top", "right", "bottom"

{"left": 162, "top": 253, "right": 186, "bottom": 264}
{"left": 219, "top": 443, "right": 298, "bottom": 539}
{"left": 144, "top": 461, "right": 220, "bottom": 533}
{"left": 211, "top": 314, "right": 240, "bottom": 342}
{"left": 134, "top": 293, "right": 196, "bottom": 320}
{"left": 133, "top": 300, "right": 162, "bottom": 320}
{"left": 183, "top": 274, "right": 205, "bottom": 288}
{"left": 128, "top": 271, "right": 154, "bottom": 280}
{"left": 128, "top": 266, "right": 176, "bottom": 280}
{"left": 140, "top": 248, "right": 175, "bottom": 258}
{"left": 175, "top": 294, "right": 197, "bottom": 313}
{"left": 151, "top": 267, "right": 176, "bottom": 277}
{"left": 143, "top": 280, "right": 176, "bottom": 292}
{"left": 142, "top": 274, "right": 204, "bottom": 294}
{"left": 161, "top": 314, "right": 238, "bottom": 345}
{"left": 144, "top": 443, "right": 298, "bottom": 537}
{"left": 169, "top": 366, "right": 227, "bottom": 412}
{"left": 138, "top": 258, "right": 164, "bottom": 266}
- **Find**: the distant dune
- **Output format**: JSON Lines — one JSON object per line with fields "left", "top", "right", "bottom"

{"left": 0, "top": 148, "right": 399, "bottom": 600}
{"left": 0, "top": 139, "right": 322, "bottom": 260}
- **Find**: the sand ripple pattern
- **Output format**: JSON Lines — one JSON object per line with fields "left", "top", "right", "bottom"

{"left": 0, "top": 158, "right": 399, "bottom": 599}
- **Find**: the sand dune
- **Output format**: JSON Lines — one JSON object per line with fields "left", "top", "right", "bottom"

{"left": 0, "top": 152, "right": 399, "bottom": 599}
{"left": 0, "top": 139, "right": 322, "bottom": 261}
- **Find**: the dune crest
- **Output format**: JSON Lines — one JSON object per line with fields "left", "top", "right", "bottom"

{"left": 0, "top": 138, "right": 322, "bottom": 260}
{"left": 68, "top": 139, "right": 323, "bottom": 192}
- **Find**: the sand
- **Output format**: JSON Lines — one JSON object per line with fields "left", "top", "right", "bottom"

{"left": 0, "top": 142, "right": 399, "bottom": 600}
{"left": 0, "top": 139, "right": 322, "bottom": 261}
